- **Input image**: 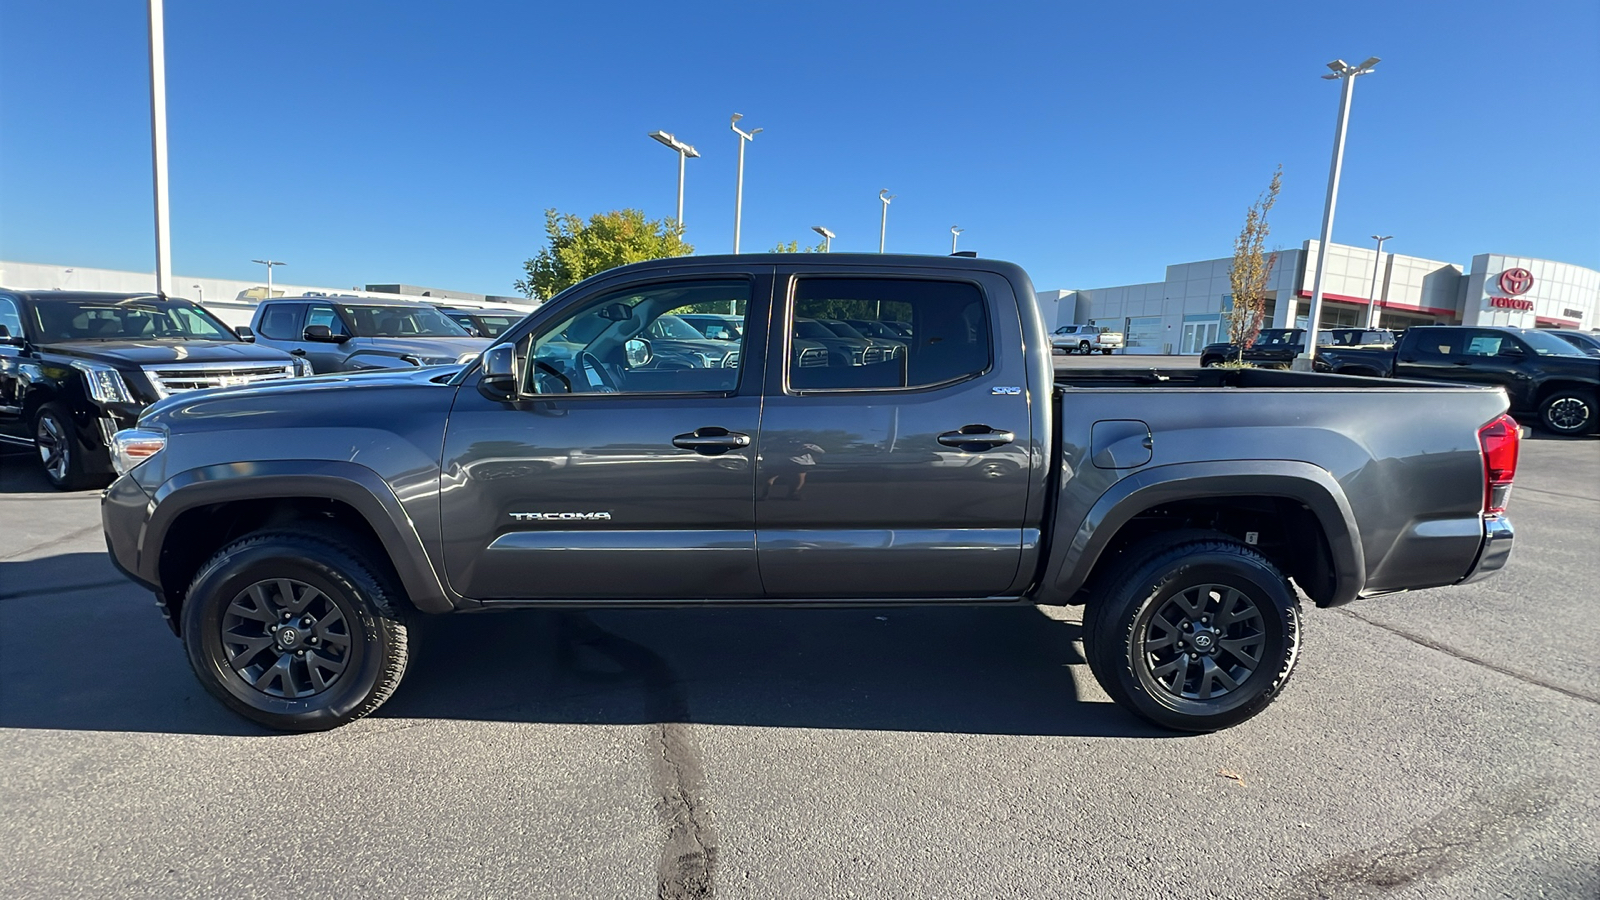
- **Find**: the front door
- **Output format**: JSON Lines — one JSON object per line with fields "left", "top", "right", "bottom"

{"left": 440, "top": 273, "right": 769, "bottom": 601}
{"left": 754, "top": 270, "right": 1034, "bottom": 598}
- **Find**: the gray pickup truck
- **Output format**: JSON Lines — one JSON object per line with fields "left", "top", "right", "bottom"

{"left": 101, "top": 254, "right": 1519, "bottom": 733}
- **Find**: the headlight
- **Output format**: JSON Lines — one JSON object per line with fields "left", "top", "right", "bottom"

{"left": 70, "top": 361, "right": 134, "bottom": 403}
{"left": 456, "top": 351, "right": 481, "bottom": 364}
{"left": 110, "top": 427, "right": 166, "bottom": 475}
{"left": 292, "top": 357, "right": 314, "bottom": 377}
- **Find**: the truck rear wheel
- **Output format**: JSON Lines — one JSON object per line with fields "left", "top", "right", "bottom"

{"left": 1083, "top": 533, "right": 1301, "bottom": 732}
{"left": 181, "top": 530, "right": 413, "bottom": 731}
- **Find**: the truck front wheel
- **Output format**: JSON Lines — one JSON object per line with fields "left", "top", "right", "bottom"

{"left": 1083, "top": 534, "right": 1301, "bottom": 732}
{"left": 181, "top": 530, "right": 413, "bottom": 731}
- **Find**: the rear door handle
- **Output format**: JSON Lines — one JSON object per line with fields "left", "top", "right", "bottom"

{"left": 937, "top": 425, "right": 1016, "bottom": 450}
{"left": 672, "top": 427, "right": 751, "bottom": 455}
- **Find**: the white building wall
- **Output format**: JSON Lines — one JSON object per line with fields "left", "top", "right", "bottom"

{"left": 1460, "top": 254, "right": 1600, "bottom": 330}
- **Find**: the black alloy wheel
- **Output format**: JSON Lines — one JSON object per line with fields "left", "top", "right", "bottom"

{"left": 1084, "top": 533, "right": 1301, "bottom": 732}
{"left": 1539, "top": 391, "right": 1596, "bottom": 436}
{"left": 1079, "top": 340, "right": 1093, "bottom": 354}
{"left": 183, "top": 529, "right": 413, "bottom": 731}
{"left": 33, "top": 402, "right": 96, "bottom": 491}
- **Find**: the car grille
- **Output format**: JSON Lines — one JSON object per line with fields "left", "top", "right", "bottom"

{"left": 863, "top": 346, "right": 888, "bottom": 364}
{"left": 721, "top": 349, "right": 742, "bottom": 369}
{"left": 142, "top": 362, "right": 298, "bottom": 398}
{"left": 796, "top": 347, "right": 828, "bottom": 368}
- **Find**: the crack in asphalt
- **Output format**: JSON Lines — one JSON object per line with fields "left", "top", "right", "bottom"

{"left": 554, "top": 613, "right": 719, "bottom": 900}
{"left": 1280, "top": 780, "right": 1560, "bottom": 898}
{"left": 1338, "top": 608, "right": 1599, "bottom": 705}
{"left": 0, "top": 524, "right": 104, "bottom": 562}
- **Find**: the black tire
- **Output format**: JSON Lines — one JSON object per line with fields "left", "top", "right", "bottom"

{"left": 33, "top": 402, "right": 101, "bottom": 491}
{"left": 1100, "top": 348, "right": 1112, "bottom": 355}
{"left": 1083, "top": 533, "right": 1301, "bottom": 732}
{"left": 1538, "top": 390, "right": 1596, "bottom": 436}
{"left": 1079, "top": 341, "right": 1092, "bottom": 354}
{"left": 182, "top": 529, "right": 413, "bottom": 731}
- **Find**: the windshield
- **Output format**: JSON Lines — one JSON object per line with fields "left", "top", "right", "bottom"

{"left": 1519, "top": 329, "right": 1589, "bottom": 357}
{"left": 1255, "top": 329, "right": 1301, "bottom": 347}
{"left": 684, "top": 317, "right": 741, "bottom": 341}
{"left": 473, "top": 316, "right": 517, "bottom": 338}
{"left": 847, "top": 320, "right": 899, "bottom": 339}
{"left": 30, "top": 300, "right": 236, "bottom": 342}
{"left": 820, "top": 320, "right": 869, "bottom": 340}
{"left": 648, "top": 314, "right": 710, "bottom": 341}
{"left": 339, "top": 305, "right": 471, "bottom": 338}
{"left": 794, "top": 319, "right": 842, "bottom": 340}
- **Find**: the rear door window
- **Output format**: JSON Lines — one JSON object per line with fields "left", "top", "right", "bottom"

{"left": 786, "top": 277, "right": 990, "bottom": 392}
{"left": 258, "top": 303, "right": 305, "bottom": 340}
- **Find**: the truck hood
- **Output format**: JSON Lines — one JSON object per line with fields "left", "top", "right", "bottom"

{"left": 139, "top": 364, "right": 457, "bottom": 427}
{"left": 43, "top": 339, "right": 296, "bottom": 367}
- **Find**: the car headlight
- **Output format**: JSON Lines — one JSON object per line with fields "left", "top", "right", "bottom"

{"left": 70, "top": 360, "right": 134, "bottom": 403}
{"left": 456, "top": 351, "right": 481, "bottom": 364}
{"left": 110, "top": 427, "right": 166, "bottom": 475}
{"left": 292, "top": 357, "right": 314, "bottom": 377}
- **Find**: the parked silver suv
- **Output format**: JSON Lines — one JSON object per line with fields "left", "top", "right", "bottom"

{"left": 250, "top": 296, "right": 490, "bottom": 372}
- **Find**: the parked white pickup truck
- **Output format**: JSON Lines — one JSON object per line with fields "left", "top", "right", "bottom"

{"left": 1052, "top": 324, "right": 1124, "bottom": 355}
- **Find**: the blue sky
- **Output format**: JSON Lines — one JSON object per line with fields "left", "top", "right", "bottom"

{"left": 2, "top": 0, "right": 1596, "bottom": 297}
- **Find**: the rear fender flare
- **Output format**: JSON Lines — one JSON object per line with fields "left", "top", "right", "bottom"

{"left": 144, "top": 459, "right": 454, "bottom": 613}
{"left": 1046, "top": 460, "right": 1366, "bottom": 607}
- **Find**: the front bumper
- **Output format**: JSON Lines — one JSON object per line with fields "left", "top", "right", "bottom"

{"left": 1459, "top": 514, "right": 1515, "bottom": 585}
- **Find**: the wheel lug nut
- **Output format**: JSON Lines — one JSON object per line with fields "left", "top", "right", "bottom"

{"left": 308, "top": 637, "right": 318, "bottom": 644}
{"left": 282, "top": 612, "right": 291, "bottom": 620}
{"left": 295, "top": 650, "right": 305, "bottom": 657}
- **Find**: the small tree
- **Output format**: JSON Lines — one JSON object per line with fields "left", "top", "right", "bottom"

{"left": 769, "top": 239, "right": 827, "bottom": 253}
{"left": 515, "top": 209, "right": 693, "bottom": 301}
{"left": 1226, "top": 166, "right": 1282, "bottom": 357}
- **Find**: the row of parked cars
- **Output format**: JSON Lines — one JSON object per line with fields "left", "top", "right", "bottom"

{"left": 0, "top": 288, "right": 930, "bottom": 489}
{"left": 1199, "top": 325, "right": 1600, "bottom": 435}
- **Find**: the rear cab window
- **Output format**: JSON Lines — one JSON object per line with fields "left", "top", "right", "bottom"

{"left": 784, "top": 277, "right": 991, "bottom": 392}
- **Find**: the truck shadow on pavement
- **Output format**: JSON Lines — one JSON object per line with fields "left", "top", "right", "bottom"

{"left": 0, "top": 550, "right": 1171, "bottom": 739}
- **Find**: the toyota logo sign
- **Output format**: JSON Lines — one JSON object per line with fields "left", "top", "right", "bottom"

{"left": 1498, "top": 268, "right": 1534, "bottom": 296}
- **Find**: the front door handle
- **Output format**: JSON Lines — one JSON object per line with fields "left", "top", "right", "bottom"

{"left": 672, "top": 427, "right": 751, "bottom": 455}
{"left": 937, "top": 425, "right": 1016, "bottom": 450}
{"left": 289, "top": 349, "right": 307, "bottom": 357}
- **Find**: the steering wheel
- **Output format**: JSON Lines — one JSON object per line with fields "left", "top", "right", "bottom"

{"left": 578, "top": 351, "right": 620, "bottom": 393}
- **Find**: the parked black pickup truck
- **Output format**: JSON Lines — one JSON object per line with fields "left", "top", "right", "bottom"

{"left": 1316, "top": 325, "right": 1600, "bottom": 435}
{"left": 0, "top": 289, "right": 308, "bottom": 489}
{"left": 102, "top": 255, "right": 1519, "bottom": 733}
{"left": 1200, "top": 327, "right": 1396, "bottom": 368}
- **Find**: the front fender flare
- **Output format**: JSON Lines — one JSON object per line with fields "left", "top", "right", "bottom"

{"left": 143, "top": 459, "right": 454, "bottom": 613}
{"left": 1043, "top": 460, "right": 1366, "bottom": 608}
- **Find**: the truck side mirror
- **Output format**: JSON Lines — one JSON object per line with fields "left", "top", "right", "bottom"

{"left": 234, "top": 325, "right": 255, "bottom": 342}
{"left": 303, "top": 324, "right": 349, "bottom": 343}
{"left": 478, "top": 344, "right": 517, "bottom": 401}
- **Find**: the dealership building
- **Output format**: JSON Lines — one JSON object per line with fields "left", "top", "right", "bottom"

{"left": 1041, "top": 240, "right": 1600, "bottom": 355}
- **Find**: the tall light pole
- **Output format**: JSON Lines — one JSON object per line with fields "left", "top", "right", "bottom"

{"left": 950, "top": 226, "right": 964, "bottom": 254}
{"left": 1296, "top": 56, "right": 1380, "bottom": 370}
{"left": 878, "top": 189, "right": 895, "bottom": 253}
{"left": 648, "top": 131, "right": 699, "bottom": 232}
{"left": 812, "top": 225, "right": 834, "bottom": 252}
{"left": 251, "top": 259, "right": 286, "bottom": 300}
{"left": 1365, "top": 234, "right": 1393, "bottom": 328}
{"left": 730, "top": 114, "right": 761, "bottom": 254}
{"left": 147, "top": 0, "right": 173, "bottom": 296}
{"left": 193, "top": 283, "right": 203, "bottom": 303}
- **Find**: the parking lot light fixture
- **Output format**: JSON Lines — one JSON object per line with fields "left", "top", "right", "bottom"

{"left": 1366, "top": 234, "right": 1393, "bottom": 328}
{"left": 251, "top": 259, "right": 286, "bottom": 300}
{"left": 731, "top": 114, "right": 762, "bottom": 254}
{"left": 951, "top": 226, "right": 964, "bottom": 254}
{"left": 193, "top": 283, "right": 202, "bottom": 302}
{"left": 147, "top": 0, "right": 173, "bottom": 296}
{"left": 878, "top": 190, "right": 895, "bottom": 253}
{"left": 648, "top": 130, "right": 699, "bottom": 232}
{"left": 1298, "top": 55, "right": 1380, "bottom": 369}
{"left": 812, "top": 225, "right": 834, "bottom": 252}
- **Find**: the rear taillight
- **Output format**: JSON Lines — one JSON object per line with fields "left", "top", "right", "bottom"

{"left": 1478, "top": 414, "right": 1520, "bottom": 515}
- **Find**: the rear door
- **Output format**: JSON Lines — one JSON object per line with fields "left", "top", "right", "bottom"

{"left": 440, "top": 269, "right": 771, "bottom": 601}
{"left": 754, "top": 269, "right": 1033, "bottom": 598}
{"left": 0, "top": 295, "right": 28, "bottom": 437}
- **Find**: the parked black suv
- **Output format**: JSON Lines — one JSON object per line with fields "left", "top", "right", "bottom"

{"left": 0, "top": 290, "right": 307, "bottom": 489}
{"left": 250, "top": 296, "right": 490, "bottom": 373}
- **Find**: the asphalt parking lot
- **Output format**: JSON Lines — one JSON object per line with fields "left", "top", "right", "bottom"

{"left": 2, "top": 382, "right": 1597, "bottom": 898}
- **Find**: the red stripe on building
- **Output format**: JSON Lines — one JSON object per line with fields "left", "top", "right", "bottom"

{"left": 1294, "top": 290, "right": 1457, "bottom": 318}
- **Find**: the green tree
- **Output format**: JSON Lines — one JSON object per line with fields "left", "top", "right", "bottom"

{"left": 769, "top": 239, "right": 828, "bottom": 253}
{"left": 1225, "top": 166, "right": 1282, "bottom": 356}
{"left": 515, "top": 209, "right": 693, "bottom": 301}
